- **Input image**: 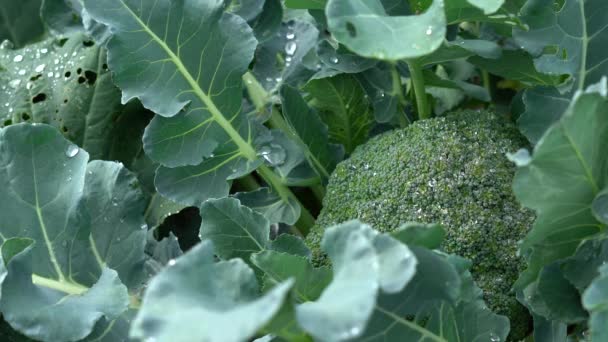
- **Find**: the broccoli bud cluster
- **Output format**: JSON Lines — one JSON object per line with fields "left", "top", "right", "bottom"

{"left": 306, "top": 110, "right": 534, "bottom": 340}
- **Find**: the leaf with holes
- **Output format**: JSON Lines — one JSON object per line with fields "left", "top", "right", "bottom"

{"left": 0, "top": 123, "right": 149, "bottom": 341}
{"left": 0, "top": 33, "right": 145, "bottom": 160}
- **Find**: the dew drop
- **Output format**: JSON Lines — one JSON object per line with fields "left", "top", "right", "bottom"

{"left": 40, "top": 48, "right": 48, "bottom": 54}
{"left": 489, "top": 333, "right": 500, "bottom": 342}
{"left": 168, "top": 259, "right": 177, "bottom": 266}
{"left": 18, "top": 69, "right": 26, "bottom": 75}
{"left": 13, "top": 55, "right": 23, "bottom": 62}
{"left": 9, "top": 79, "right": 21, "bottom": 88}
{"left": 285, "top": 41, "right": 297, "bottom": 55}
{"left": 35, "top": 64, "right": 46, "bottom": 73}
{"left": 65, "top": 144, "right": 79, "bottom": 158}
{"left": 140, "top": 223, "right": 148, "bottom": 230}
{"left": 0, "top": 40, "right": 14, "bottom": 49}
{"left": 330, "top": 56, "right": 339, "bottom": 64}
{"left": 426, "top": 27, "right": 433, "bottom": 35}
{"left": 286, "top": 31, "right": 295, "bottom": 40}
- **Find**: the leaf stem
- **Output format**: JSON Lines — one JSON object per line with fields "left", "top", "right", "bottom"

{"left": 257, "top": 165, "right": 315, "bottom": 235}
{"left": 406, "top": 60, "right": 431, "bottom": 120}
{"left": 390, "top": 64, "right": 410, "bottom": 127}
{"left": 482, "top": 70, "right": 492, "bottom": 102}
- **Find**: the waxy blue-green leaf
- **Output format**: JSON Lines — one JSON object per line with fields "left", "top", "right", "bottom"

{"left": 583, "top": 264, "right": 608, "bottom": 341}
{"left": 469, "top": 50, "right": 565, "bottom": 87}
{"left": 361, "top": 247, "right": 509, "bottom": 342}
{"left": 199, "top": 197, "right": 269, "bottom": 261}
{"left": 0, "top": 34, "right": 141, "bottom": 160}
{"left": 419, "top": 38, "right": 502, "bottom": 66}
{"left": 513, "top": 79, "right": 608, "bottom": 290}
{"left": 0, "top": 239, "right": 129, "bottom": 342}
{"left": 296, "top": 221, "right": 416, "bottom": 341}
{"left": 280, "top": 85, "right": 344, "bottom": 182}
{"left": 131, "top": 240, "right": 294, "bottom": 342}
{"left": 0, "top": 0, "right": 45, "bottom": 48}
{"left": 0, "top": 124, "right": 149, "bottom": 341}
{"left": 252, "top": 250, "right": 332, "bottom": 301}
{"left": 314, "top": 41, "right": 378, "bottom": 78}
{"left": 326, "top": 0, "right": 446, "bottom": 61}
{"left": 304, "top": 74, "right": 374, "bottom": 154}
{"left": 84, "top": 0, "right": 267, "bottom": 202}
{"left": 234, "top": 187, "right": 301, "bottom": 225}
{"left": 252, "top": 19, "right": 319, "bottom": 92}
{"left": 513, "top": 0, "right": 608, "bottom": 142}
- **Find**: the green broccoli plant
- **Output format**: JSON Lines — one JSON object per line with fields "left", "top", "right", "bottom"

{"left": 306, "top": 110, "right": 535, "bottom": 340}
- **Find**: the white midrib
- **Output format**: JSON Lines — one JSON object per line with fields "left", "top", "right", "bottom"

{"left": 117, "top": 0, "right": 257, "bottom": 161}
{"left": 32, "top": 151, "right": 65, "bottom": 282}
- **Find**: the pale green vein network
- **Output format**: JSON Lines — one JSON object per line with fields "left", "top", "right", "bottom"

{"left": 116, "top": 0, "right": 257, "bottom": 160}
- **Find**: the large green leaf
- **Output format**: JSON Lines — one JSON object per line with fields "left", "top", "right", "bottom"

{"left": 84, "top": 0, "right": 267, "bottom": 206}
{"left": 0, "top": 33, "right": 140, "bottom": 160}
{"left": 0, "top": 239, "right": 128, "bottom": 342}
{"left": 304, "top": 74, "right": 374, "bottom": 154}
{"left": 234, "top": 187, "right": 301, "bottom": 225}
{"left": 131, "top": 240, "right": 294, "bottom": 342}
{"left": 0, "top": 124, "right": 148, "bottom": 341}
{"left": 513, "top": 0, "right": 608, "bottom": 142}
{"left": 280, "top": 85, "right": 344, "bottom": 181}
{"left": 199, "top": 197, "right": 269, "bottom": 261}
{"left": 0, "top": 0, "right": 45, "bottom": 48}
{"left": 296, "top": 221, "right": 416, "bottom": 341}
{"left": 583, "top": 263, "right": 608, "bottom": 341}
{"left": 326, "top": 0, "right": 446, "bottom": 61}
{"left": 511, "top": 79, "right": 608, "bottom": 291}
{"left": 362, "top": 248, "right": 509, "bottom": 342}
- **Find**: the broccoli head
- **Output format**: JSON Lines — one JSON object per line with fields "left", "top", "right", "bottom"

{"left": 306, "top": 110, "right": 534, "bottom": 340}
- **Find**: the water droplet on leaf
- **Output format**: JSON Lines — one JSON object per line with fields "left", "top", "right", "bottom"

{"left": 285, "top": 41, "right": 297, "bottom": 56}
{"left": 65, "top": 144, "right": 79, "bottom": 158}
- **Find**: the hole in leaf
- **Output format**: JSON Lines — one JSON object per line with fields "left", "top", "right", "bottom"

{"left": 21, "top": 113, "right": 30, "bottom": 120}
{"left": 102, "top": 63, "right": 108, "bottom": 71}
{"left": 77, "top": 68, "right": 82, "bottom": 74}
{"left": 63, "top": 99, "right": 68, "bottom": 103}
{"left": 82, "top": 40, "right": 95, "bottom": 47}
{"left": 561, "top": 48, "right": 568, "bottom": 60}
{"left": 62, "top": 126, "right": 68, "bottom": 133}
{"left": 57, "top": 38, "right": 68, "bottom": 47}
{"left": 3, "top": 119, "right": 12, "bottom": 126}
{"left": 346, "top": 22, "right": 357, "bottom": 37}
{"left": 30, "top": 74, "right": 42, "bottom": 81}
{"left": 78, "top": 76, "right": 86, "bottom": 84}
{"left": 84, "top": 70, "right": 97, "bottom": 85}
{"left": 65, "top": 71, "right": 71, "bottom": 78}
{"left": 32, "top": 93, "right": 47, "bottom": 103}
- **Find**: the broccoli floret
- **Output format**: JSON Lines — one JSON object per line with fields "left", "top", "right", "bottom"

{"left": 306, "top": 110, "right": 534, "bottom": 340}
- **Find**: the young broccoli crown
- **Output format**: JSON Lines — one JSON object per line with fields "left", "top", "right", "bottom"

{"left": 307, "top": 110, "right": 534, "bottom": 340}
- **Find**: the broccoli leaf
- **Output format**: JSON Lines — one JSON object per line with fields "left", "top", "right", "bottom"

{"left": 592, "top": 188, "right": 608, "bottom": 225}
{"left": 296, "top": 221, "right": 416, "bottom": 341}
{"left": 512, "top": 79, "right": 608, "bottom": 292}
{"left": 326, "top": 0, "right": 446, "bottom": 61}
{"left": 234, "top": 187, "right": 301, "bottom": 225}
{"left": 131, "top": 240, "right": 294, "bottom": 342}
{"left": 514, "top": 0, "right": 608, "bottom": 142}
{"left": 304, "top": 74, "right": 374, "bottom": 154}
{"left": 0, "top": 34, "right": 144, "bottom": 160}
{"left": 280, "top": 85, "right": 344, "bottom": 181}
{"left": 0, "top": 124, "right": 149, "bottom": 341}
{"left": 84, "top": 0, "right": 263, "bottom": 205}
{"left": 0, "top": 0, "right": 45, "bottom": 48}
{"left": 583, "top": 263, "right": 608, "bottom": 341}
{"left": 199, "top": 197, "right": 270, "bottom": 261}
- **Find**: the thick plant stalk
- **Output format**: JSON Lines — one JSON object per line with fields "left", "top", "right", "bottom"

{"left": 390, "top": 64, "right": 410, "bottom": 127}
{"left": 406, "top": 60, "right": 431, "bottom": 120}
